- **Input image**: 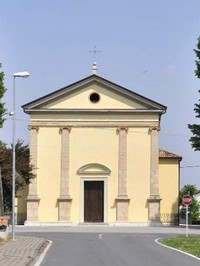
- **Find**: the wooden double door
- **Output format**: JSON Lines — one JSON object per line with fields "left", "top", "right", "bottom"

{"left": 84, "top": 181, "right": 104, "bottom": 222}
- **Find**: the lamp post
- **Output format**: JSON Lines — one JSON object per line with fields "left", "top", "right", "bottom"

{"left": 12, "top": 71, "right": 30, "bottom": 240}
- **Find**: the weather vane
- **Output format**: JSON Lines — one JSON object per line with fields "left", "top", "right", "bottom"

{"left": 89, "top": 46, "right": 101, "bottom": 62}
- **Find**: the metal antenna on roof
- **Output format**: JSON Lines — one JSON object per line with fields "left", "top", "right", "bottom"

{"left": 89, "top": 46, "right": 101, "bottom": 75}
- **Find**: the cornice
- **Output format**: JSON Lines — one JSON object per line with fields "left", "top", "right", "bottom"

{"left": 24, "top": 108, "right": 165, "bottom": 115}
{"left": 28, "top": 121, "right": 159, "bottom": 127}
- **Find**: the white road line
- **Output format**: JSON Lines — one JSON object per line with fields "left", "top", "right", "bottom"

{"left": 155, "top": 238, "right": 200, "bottom": 261}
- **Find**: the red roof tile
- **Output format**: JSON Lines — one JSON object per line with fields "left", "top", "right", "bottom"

{"left": 159, "top": 149, "right": 182, "bottom": 160}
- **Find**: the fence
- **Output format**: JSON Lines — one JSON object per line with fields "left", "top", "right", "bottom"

{"left": 160, "top": 213, "right": 179, "bottom": 225}
{"left": 4, "top": 212, "right": 27, "bottom": 225}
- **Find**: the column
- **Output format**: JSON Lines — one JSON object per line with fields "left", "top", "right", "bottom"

{"left": 148, "top": 126, "right": 161, "bottom": 224}
{"left": 26, "top": 125, "right": 40, "bottom": 222}
{"left": 116, "top": 126, "right": 129, "bottom": 222}
{"left": 58, "top": 127, "right": 72, "bottom": 221}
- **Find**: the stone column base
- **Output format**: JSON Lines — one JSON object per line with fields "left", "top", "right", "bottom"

{"left": 116, "top": 195, "right": 130, "bottom": 222}
{"left": 148, "top": 195, "right": 161, "bottom": 223}
{"left": 58, "top": 195, "right": 72, "bottom": 221}
{"left": 26, "top": 195, "right": 40, "bottom": 222}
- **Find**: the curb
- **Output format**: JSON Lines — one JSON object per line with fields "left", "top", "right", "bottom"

{"left": 155, "top": 238, "right": 200, "bottom": 261}
{"left": 33, "top": 240, "right": 52, "bottom": 266}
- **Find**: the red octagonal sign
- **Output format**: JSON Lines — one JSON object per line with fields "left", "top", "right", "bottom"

{"left": 182, "top": 195, "right": 192, "bottom": 206}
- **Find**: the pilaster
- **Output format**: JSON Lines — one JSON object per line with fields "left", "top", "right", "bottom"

{"left": 148, "top": 126, "right": 161, "bottom": 223}
{"left": 58, "top": 127, "right": 72, "bottom": 221}
{"left": 116, "top": 126, "right": 129, "bottom": 222}
{"left": 26, "top": 125, "right": 40, "bottom": 222}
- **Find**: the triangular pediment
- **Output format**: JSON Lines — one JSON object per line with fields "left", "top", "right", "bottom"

{"left": 22, "top": 75, "right": 166, "bottom": 114}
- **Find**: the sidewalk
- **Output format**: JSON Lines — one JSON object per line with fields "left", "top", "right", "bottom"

{"left": 0, "top": 236, "right": 49, "bottom": 266}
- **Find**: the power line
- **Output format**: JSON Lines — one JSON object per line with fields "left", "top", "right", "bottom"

{"left": 5, "top": 117, "right": 29, "bottom": 122}
{"left": 160, "top": 133, "right": 191, "bottom": 138}
{"left": 181, "top": 165, "right": 200, "bottom": 169}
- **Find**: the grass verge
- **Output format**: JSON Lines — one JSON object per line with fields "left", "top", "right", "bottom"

{"left": 160, "top": 236, "right": 200, "bottom": 258}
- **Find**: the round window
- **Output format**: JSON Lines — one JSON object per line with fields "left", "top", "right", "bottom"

{"left": 90, "top": 93, "right": 100, "bottom": 103}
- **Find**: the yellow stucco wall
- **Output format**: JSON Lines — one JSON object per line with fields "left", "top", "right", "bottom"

{"left": 69, "top": 127, "right": 118, "bottom": 222}
{"left": 18, "top": 152, "right": 180, "bottom": 224}
{"left": 159, "top": 159, "right": 180, "bottom": 217}
{"left": 35, "top": 126, "right": 119, "bottom": 222}
{"left": 45, "top": 84, "right": 145, "bottom": 109}
{"left": 37, "top": 127, "right": 61, "bottom": 221}
{"left": 127, "top": 127, "right": 150, "bottom": 222}
{"left": 32, "top": 125, "right": 163, "bottom": 223}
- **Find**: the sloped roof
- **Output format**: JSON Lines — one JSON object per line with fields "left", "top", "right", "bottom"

{"left": 159, "top": 149, "right": 182, "bottom": 160}
{"left": 22, "top": 74, "right": 167, "bottom": 114}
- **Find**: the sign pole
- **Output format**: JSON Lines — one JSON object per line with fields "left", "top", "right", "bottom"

{"left": 182, "top": 194, "right": 192, "bottom": 238}
{"left": 186, "top": 205, "right": 188, "bottom": 238}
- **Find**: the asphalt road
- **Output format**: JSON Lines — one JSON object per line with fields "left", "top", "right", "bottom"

{"left": 18, "top": 231, "right": 200, "bottom": 266}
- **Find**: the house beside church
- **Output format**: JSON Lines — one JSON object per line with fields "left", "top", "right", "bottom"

{"left": 19, "top": 72, "right": 182, "bottom": 226}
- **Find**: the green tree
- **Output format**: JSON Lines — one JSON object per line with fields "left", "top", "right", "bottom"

{"left": 194, "top": 36, "right": 200, "bottom": 78}
{"left": 0, "top": 65, "right": 7, "bottom": 128}
{"left": 180, "top": 184, "right": 200, "bottom": 221}
{"left": 0, "top": 140, "right": 35, "bottom": 211}
{"left": 188, "top": 37, "right": 200, "bottom": 150}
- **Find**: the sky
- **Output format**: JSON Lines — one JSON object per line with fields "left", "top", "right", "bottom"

{"left": 1, "top": 0, "right": 200, "bottom": 188}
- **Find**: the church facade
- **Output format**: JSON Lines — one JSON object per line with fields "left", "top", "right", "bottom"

{"left": 20, "top": 74, "right": 182, "bottom": 225}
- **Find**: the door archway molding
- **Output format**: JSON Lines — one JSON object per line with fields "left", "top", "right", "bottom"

{"left": 77, "top": 163, "right": 111, "bottom": 175}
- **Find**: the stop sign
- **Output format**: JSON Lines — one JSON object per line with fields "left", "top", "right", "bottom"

{"left": 182, "top": 195, "right": 192, "bottom": 206}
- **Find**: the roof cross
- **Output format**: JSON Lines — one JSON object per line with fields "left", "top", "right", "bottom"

{"left": 89, "top": 46, "right": 101, "bottom": 62}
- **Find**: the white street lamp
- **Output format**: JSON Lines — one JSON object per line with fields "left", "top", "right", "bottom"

{"left": 12, "top": 71, "right": 30, "bottom": 240}
{"left": 13, "top": 71, "right": 30, "bottom": 78}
